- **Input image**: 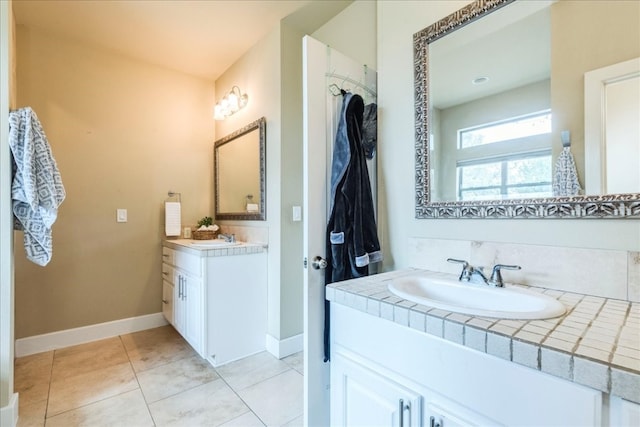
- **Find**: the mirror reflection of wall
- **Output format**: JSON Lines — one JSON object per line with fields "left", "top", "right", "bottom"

{"left": 585, "top": 58, "right": 640, "bottom": 195}
{"left": 214, "top": 117, "right": 266, "bottom": 220}
{"left": 217, "top": 130, "right": 260, "bottom": 212}
{"left": 427, "top": 0, "right": 640, "bottom": 203}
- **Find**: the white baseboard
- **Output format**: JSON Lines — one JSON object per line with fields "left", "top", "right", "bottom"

{"left": 265, "top": 333, "right": 303, "bottom": 359}
{"left": 0, "top": 393, "right": 18, "bottom": 427}
{"left": 15, "top": 313, "right": 168, "bottom": 357}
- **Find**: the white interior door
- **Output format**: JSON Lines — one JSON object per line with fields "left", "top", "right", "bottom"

{"left": 303, "top": 35, "right": 331, "bottom": 427}
{"left": 303, "top": 34, "right": 377, "bottom": 427}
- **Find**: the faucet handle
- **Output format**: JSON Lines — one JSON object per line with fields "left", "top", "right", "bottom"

{"left": 488, "top": 264, "right": 522, "bottom": 287}
{"left": 447, "top": 258, "right": 471, "bottom": 281}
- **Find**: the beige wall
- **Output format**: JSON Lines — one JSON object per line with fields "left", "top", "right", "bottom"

{"left": 377, "top": 0, "right": 639, "bottom": 280}
{"left": 551, "top": 0, "right": 640, "bottom": 189}
{"left": 14, "top": 26, "right": 214, "bottom": 338}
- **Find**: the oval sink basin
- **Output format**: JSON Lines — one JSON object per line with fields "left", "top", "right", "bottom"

{"left": 188, "top": 240, "right": 240, "bottom": 248}
{"left": 388, "top": 274, "right": 565, "bottom": 320}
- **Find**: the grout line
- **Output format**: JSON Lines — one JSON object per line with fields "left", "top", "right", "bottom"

{"left": 18, "top": 326, "right": 303, "bottom": 426}
{"left": 214, "top": 367, "right": 267, "bottom": 426}
{"left": 43, "top": 349, "right": 56, "bottom": 422}
{"left": 118, "top": 334, "right": 157, "bottom": 426}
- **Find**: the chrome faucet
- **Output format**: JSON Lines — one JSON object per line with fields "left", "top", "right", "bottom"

{"left": 447, "top": 258, "right": 521, "bottom": 287}
{"left": 218, "top": 233, "right": 236, "bottom": 243}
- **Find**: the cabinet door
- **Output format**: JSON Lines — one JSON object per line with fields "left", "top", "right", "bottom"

{"left": 426, "top": 400, "right": 502, "bottom": 427}
{"left": 173, "top": 271, "right": 186, "bottom": 334}
{"left": 332, "top": 353, "right": 422, "bottom": 427}
{"left": 162, "top": 280, "right": 174, "bottom": 326}
{"left": 183, "top": 273, "right": 203, "bottom": 354}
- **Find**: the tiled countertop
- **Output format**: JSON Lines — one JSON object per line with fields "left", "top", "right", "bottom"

{"left": 326, "top": 269, "right": 640, "bottom": 404}
{"left": 163, "top": 239, "right": 267, "bottom": 257}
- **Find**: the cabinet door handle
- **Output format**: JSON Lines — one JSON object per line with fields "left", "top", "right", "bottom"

{"left": 430, "top": 416, "right": 442, "bottom": 427}
{"left": 178, "top": 276, "right": 183, "bottom": 299}
{"left": 399, "top": 399, "right": 411, "bottom": 427}
{"left": 183, "top": 277, "right": 187, "bottom": 300}
{"left": 162, "top": 299, "right": 169, "bottom": 304}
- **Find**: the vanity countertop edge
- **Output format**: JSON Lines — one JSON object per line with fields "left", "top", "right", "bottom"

{"left": 326, "top": 268, "right": 640, "bottom": 404}
{"left": 163, "top": 239, "right": 267, "bottom": 257}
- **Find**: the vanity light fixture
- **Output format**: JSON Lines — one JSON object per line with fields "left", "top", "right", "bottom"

{"left": 214, "top": 86, "right": 248, "bottom": 120}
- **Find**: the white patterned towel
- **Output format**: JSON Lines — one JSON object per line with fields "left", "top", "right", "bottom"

{"left": 552, "top": 146, "right": 582, "bottom": 197}
{"left": 9, "top": 107, "right": 66, "bottom": 266}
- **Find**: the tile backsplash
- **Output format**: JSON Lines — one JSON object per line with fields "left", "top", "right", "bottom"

{"left": 217, "top": 224, "right": 268, "bottom": 246}
{"left": 408, "top": 238, "right": 638, "bottom": 302}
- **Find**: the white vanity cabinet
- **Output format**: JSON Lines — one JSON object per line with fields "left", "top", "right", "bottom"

{"left": 162, "top": 240, "right": 268, "bottom": 366}
{"left": 162, "top": 246, "right": 205, "bottom": 357}
{"left": 173, "top": 268, "right": 204, "bottom": 354}
{"left": 161, "top": 279, "right": 174, "bottom": 325}
{"left": 331, "top": 303, "right": 603, "bottom": 427}
{"left": 206, "top": 251, "right": 267, "bottom": 367}
{"left": 332, "top": 351, "right": 423, "bottom": 427}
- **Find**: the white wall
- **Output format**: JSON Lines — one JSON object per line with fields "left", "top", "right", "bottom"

{"left": 377, "top": 1, "right": 640, "bottom": 279}
{"left": 312, "top": 0, "right": 376, "bottom": 68}
{"left": 215, "top": 27, "right": 283, "bottom": 340}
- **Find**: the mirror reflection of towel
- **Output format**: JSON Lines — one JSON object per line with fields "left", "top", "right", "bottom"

{"left": 553, "top": 147, "right": 582, "bottom": 196}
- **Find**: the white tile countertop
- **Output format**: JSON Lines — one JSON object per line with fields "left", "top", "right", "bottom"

{"left": 326, "top": 269, "right": 640, "bottom": 404}
{"left": 163, "top": 239, "right": 267, "bottom": 257}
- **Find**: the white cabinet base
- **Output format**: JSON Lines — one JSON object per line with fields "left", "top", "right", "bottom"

{"left": 206, "top": 252, "right": 267, "bottom": 367}
{"left": 331, "top": 303, "right": 602, "bottom": 427}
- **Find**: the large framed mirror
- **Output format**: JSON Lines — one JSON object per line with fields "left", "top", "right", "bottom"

{"left": 414, "top": 0, "right": 640, "bottom": 218}
{"left": 214, "top": 117, "right": 266, "bottom": 220}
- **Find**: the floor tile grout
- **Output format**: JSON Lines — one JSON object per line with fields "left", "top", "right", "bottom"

{"left": 16, "top": 326, "right": 303, "bottom": 427}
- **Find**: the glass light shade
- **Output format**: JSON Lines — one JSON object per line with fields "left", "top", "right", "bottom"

{"left": 214, "top": 105, "right": 224, "bottom": 120}
{"left": 227, "top": 92, "right": 239, "bottom": 112}
{"left": 214, "top": 86, "right": 248, "bottom": 120}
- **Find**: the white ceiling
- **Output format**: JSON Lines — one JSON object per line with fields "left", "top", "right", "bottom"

{"left": 12, "top": 0, "right": 349, "bottom": 81}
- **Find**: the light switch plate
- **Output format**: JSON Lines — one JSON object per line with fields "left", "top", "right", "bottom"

{"left": 292, "top": 206, "right": 302, "bottom": 222}
{"left": 117, "top": 209, "right": 127, "bottom": 223}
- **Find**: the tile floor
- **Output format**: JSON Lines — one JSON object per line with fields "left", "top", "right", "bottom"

{"left": 14, "top": 325, "right": 304, "bottom": 427}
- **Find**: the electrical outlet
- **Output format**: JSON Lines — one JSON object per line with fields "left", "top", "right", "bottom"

{"left": 117, "top": 209, "right": 127, "bottom": 223}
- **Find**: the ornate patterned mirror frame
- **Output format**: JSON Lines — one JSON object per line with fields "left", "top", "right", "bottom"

{"left": 414, "top": 0, "right": 640, "bottom": 219}
{"left": 214, "top": 117, "right": 267, "bottom": 221}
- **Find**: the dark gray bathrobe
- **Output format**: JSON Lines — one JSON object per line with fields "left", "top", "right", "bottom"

{"left": 324, "top": 92, "right": 382, "bottom": 361}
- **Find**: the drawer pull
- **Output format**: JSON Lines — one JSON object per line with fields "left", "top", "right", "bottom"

{"left": 162, "top": 271, "right": 168, "bottom": 276}
{"left": 162, "top": 299, "right": 169, "bottom": 304}
{"left": 162, "top": 254, "right": 169, "bottom": 258}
